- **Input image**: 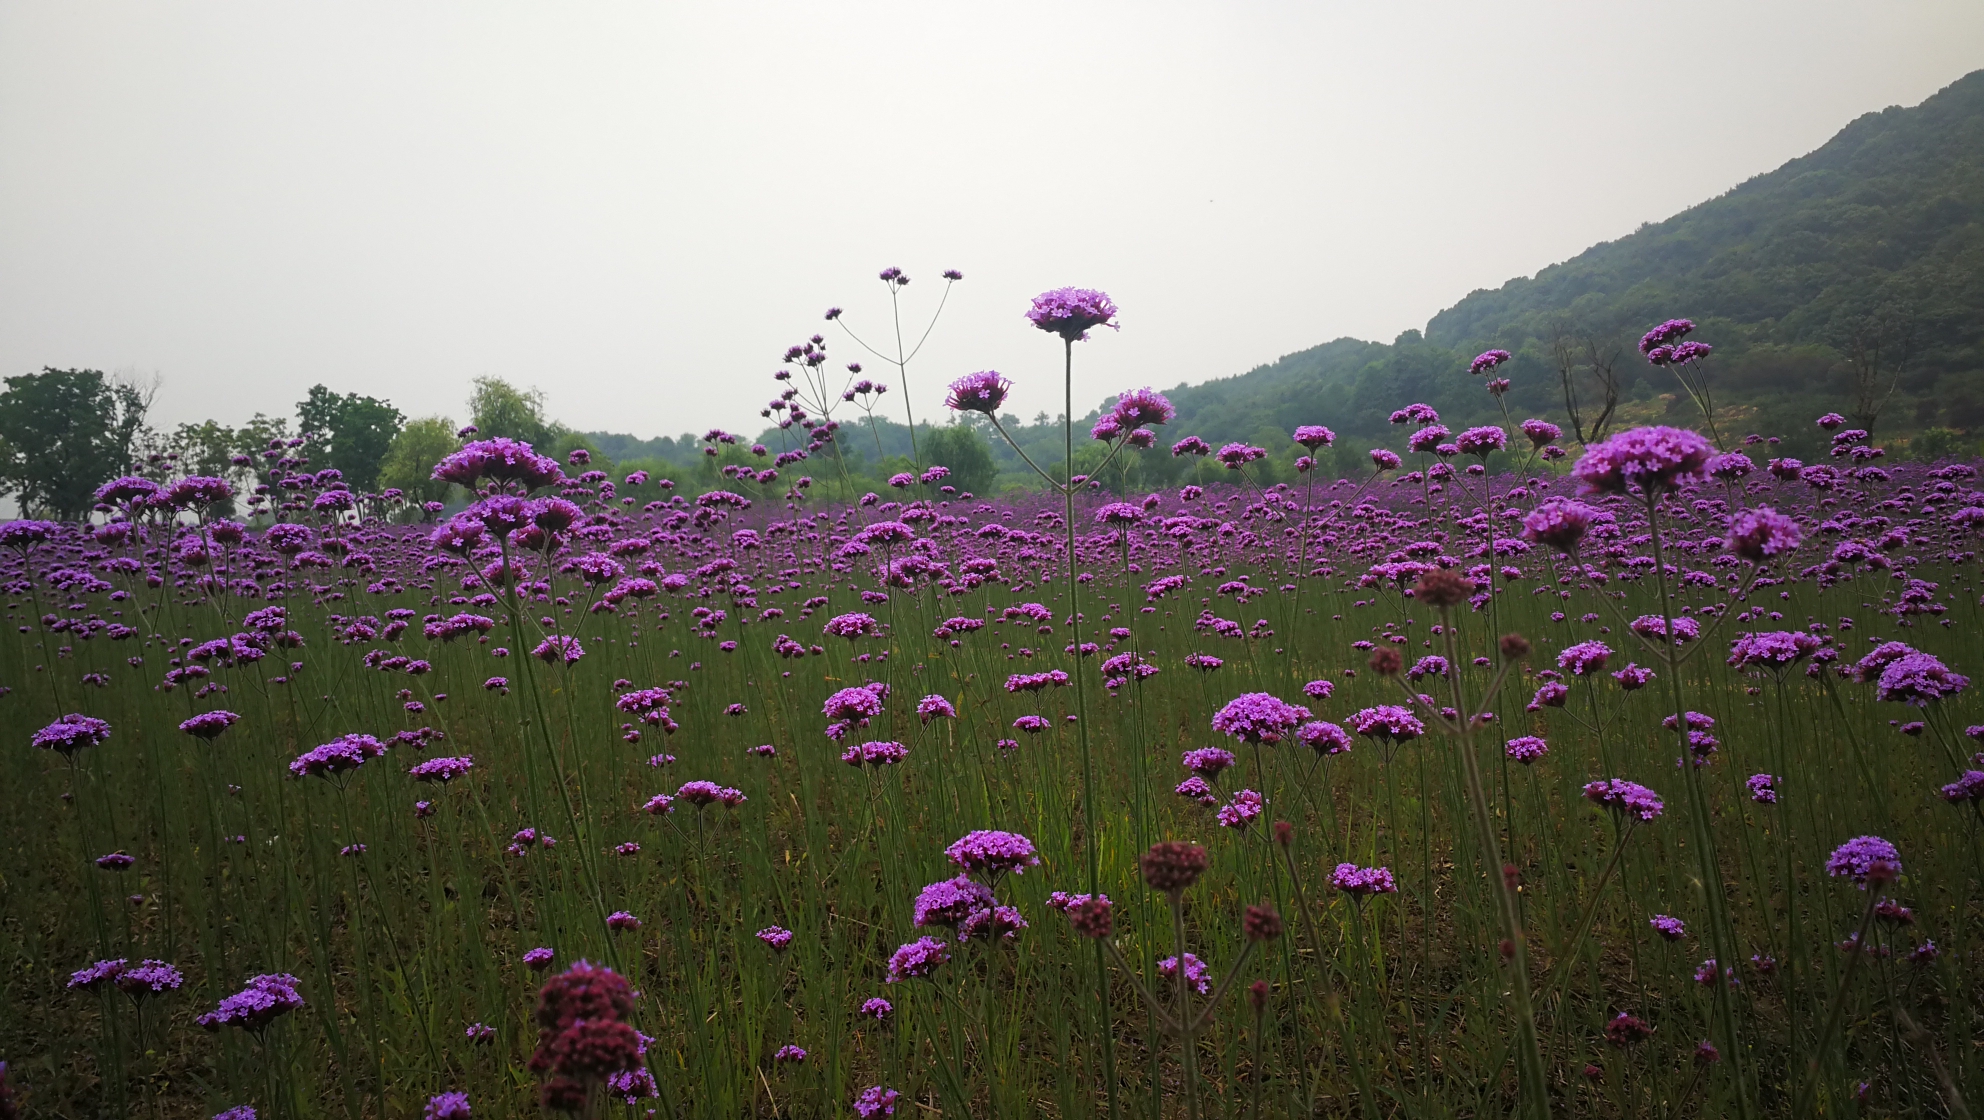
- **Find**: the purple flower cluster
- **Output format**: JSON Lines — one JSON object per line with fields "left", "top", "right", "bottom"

{"left": 1572, "top": 426, "right": 1716, "bottom": 496}
{"left": 945, "top": 830, "right": 1040, "bottom": 879}
{"left": 1025, "top": 287, "right": 1119, "bottom": 341}
{"left": 409, "top": 755, "right": 475, "bottom": 783}
{"left": 197, "top": 973, "right": 305, "bottom": 1031}
{"left": 1329, "top": 863, "right": 1397, "bottom": 898}
{"left": 1826, "top": 835, "right": 1901, "bottom": 887}
{"left": 32, "top": 713, "right": 111, "bottom": 755}
{"left": 1349, "top": 705, "right": 1425, "bottom": 743}
{"left": 289, "top": 734, "right": 387, "bottom": 780}
{"left": 1583, "top": 779, "right": 1665, "bottom": 821}
{"left": 1210, "top": 692, "right": 1313, "bottom": 744}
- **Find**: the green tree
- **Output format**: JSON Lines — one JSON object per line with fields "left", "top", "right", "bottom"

{"left": 378, "top": 417, "right": 463, "bottom": 505}
{"left": 296, "top": 385, "right": 404, "bottom": 491}
{"left": 0, "top": 367, "right": 152, "bottom": 518}
{"left": 921, "top": 422, "right": 997, "bottom": 495}
{"left": 468, "top": 377, "right": 554, "bottom": 447}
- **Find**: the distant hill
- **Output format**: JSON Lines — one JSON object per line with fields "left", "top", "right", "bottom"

{"left": 1146, "top": 69, "right": 1984, "bottom": 465}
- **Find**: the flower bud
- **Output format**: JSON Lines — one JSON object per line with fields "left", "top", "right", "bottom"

{"left": 1413, "top": 568, "right": 1471, "bottom": 608}
{"left": 1141, "top": 841, "right": 1210, "bottom": 893}
{"left": 1243, "top": 903, "right": 1283, "bottom": 942}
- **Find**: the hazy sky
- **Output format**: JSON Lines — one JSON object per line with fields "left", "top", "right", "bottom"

{"left": 2, "top": 2, "right": 1978, "bottom": 443}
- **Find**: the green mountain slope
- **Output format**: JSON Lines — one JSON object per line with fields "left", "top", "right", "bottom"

{"left": 1150, "top": 68, "right": 1984, "bottom": 464}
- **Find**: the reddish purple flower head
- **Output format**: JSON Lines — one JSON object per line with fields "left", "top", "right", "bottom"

{"left": 1826, "top": 835, "right": 1901, "bottom": 887}
{"left": 1211, "top": 692, "right": 1313, "bottom": 744}
{"left": 1026, "top": 287, "right": 1119, "bottom": 341}
{"left": 945, "top": 371, "right": 1011, "bottom": 415}
{"left": 945, "top": 829, "right": 1040, "bottom": 879}
{"left": 1573, "top": 426, "right": 1715, "bottom": 496}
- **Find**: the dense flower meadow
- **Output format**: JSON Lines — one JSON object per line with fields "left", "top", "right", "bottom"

{"left": 4, "top": 296, "right": 1983, "bottom": 1119}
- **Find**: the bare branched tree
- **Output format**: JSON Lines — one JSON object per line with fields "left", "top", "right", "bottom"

{"left": 1550, "top": 318, "right": 1622, "bottom": 448}
{"left": 1840, "top": 303, "right": 1915, "bottom": 436}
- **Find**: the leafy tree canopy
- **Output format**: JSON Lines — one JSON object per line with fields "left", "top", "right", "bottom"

{"left": 0, "top": 368, "right": 151, "bottom": 518}
{"left": 296, "top": 385, "right": 404, "bottom": 491}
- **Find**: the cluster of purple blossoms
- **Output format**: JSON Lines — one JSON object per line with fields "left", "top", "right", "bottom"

{"left": 1557, "top": 640, "right": 1613, "bottom": 676}
{"left": 1649, "top": 915, "right": 1687, "bottom": 941}
{"left": 1826, "top": 836, "right": 1901, "bottom": 887}
{"left": 960, "top": 904, "right": 1029, "bottom": 942}
{"left": 1725, "top": 506, "right": 1802, "bottom": 561}
{"left": 1572, "top": 426, "right": 1715, "bottom": 496}
{"left": 1329, "top": 863, "right": 1397, "bottom": 899}
{"left": 841, "top": 741, "right": 909, "bottom": 768}
{"left": 1520, "top": 417, "right": 1562, "bottom": 446}
{"left": 1874, "top": 652, "right": 1969, "bottom": 706}
{"left": 1521, "top": 498, "right": 1598, "bottom": 553}
{"left": 1505, "top": 736, "right": 1548, "bottom": 764}
{"left": 32, "top": 713, "right": 112, "bottom": 756}
{"left": 1026, "top": 287, "right": 1119, "bottom": 341}
{"left": 757, "top": 927, "right": 794, "bottom": 951}
{"left": 1157, "top": 953, "right": 1212, "bottom": 995}
{"left": 1468, "top": 349, "right": 1512, "bottom": 375}
{"left": 1612, "top": 663, "right": 1656, "bottom": 690}
{"left": 823, "top": 612, "right": 880, "bottom": 640}
{"left": 945, "top": 830, "right": 1040, "bottom": 879}
{"left": 68, "top": 958, "right": 186, "bottom": 998}
{"left": 1299, "top": 720, "right": 1354, "bottom": 756}
{"left": 854, "top": 1085, "right": 901, "bottom": 1118}
{"left": 1455, "top": 425, "right": 1508, "bottom": 456}
{"left": 1293, "top": 425, "right": 1336, "bottom": 449}
{"left": 823, "top": 684, "right": 886, "bottom": 722}
{"left": 431, "top": 437, "right": 565, "bottom": 490}
{"left": 676, "top": 781, "right": 746, "bottom": 808}
{"left": 945, "top": 371, "right": 1011, "bottom": 414}
{"left": 916, "top": 694, "right": 957, "bottom": 722}
{"left": 1349, "top": 705, "right": 1425, "bottom": 743}
{"left": 1181, "top": 747, "right": 1237, "bottom": 777}
{"left": 423, "top": 1093, "right": 472, "bottom": 1120}
{"left": 1583, "top": 779, "right": 1665, "bottom": 821}
{"left": 1746, "top": 774, "right": 1780, "bottom": 804}
{"left": 409, "top": 755, "right": 474, "bottom": 783}
{"left": 1638, "top": 318, "right": 1695, "bottom": 356}
{"left": 1216, "top": 789, "right": 1264, "bottom": 829}
{"left": 1631, "top": 615, "right": 1700, "bottom": 644}
{"left": 1941, "top": 770, "right": 1984, "bottom": 804}
{"left": 289, "top": 734, "right": 387, "bottom": 780}
{"left": 531, "top": 635, "right": 585, "bottom": 665}
{"left": 885, "top": 937, "right": 950, "bottom": 982}
{"left": 915, "top": 876, "right": 996, "bottom": 928}
{"left": 179, "top": 710, "right": 241, "bottom": 740}
{"left": 197, "top": 973, "right": 305, "bottom": 1031}
{"left": 1727, "top": 631, "right": 1823, "bottom": 671}
{"left": 1211, "top": 692, "right": 1313, "bottom": 743}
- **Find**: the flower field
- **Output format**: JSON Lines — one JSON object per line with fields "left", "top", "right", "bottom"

{"left": 3, "top": 301, "right": 1982, "bottom": 1119}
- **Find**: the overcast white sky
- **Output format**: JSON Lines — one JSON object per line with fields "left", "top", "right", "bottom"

{"left": 1, "top": 2, "right": 1978, "bottom": 442}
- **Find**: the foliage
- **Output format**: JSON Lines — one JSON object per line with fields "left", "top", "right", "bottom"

{"left": 919, "top": 422, "right": 997, "bottom": 494}
{"left": 0, "top": 367, "right": 151, "bottom": 517}
{"left": 296, "top": 385, "right": 405, "bottom": 491}
{"left": 468, "top": 377, "right": 555, "bottom": 448}
{"left": 377, "top": 417, "right": 462, "bottom": 505}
